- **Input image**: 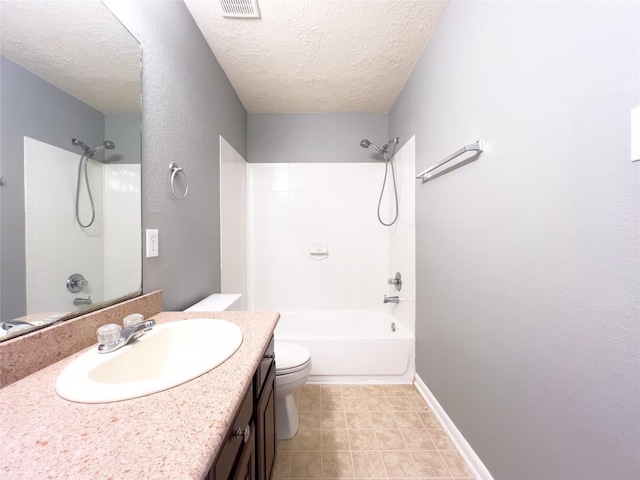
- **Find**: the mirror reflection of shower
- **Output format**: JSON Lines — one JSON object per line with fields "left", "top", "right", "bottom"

{"left": 360, "top": 137, "right": 400, "bottom": 226}
{"left": 71, "top": 138, "right": 115, "bottom": 228}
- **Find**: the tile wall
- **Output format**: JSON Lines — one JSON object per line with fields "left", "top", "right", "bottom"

{"left": 247, "top": 162, "right": 391, "bottom": 311}
{"left": 386, "top": 136, "right": 416, "bottom": 336}
{"left": 24, "top": 137, "right": 141, "bottom": 313}
{"left": 103, "top": 164, "right": 141, "bottom": 299}
{"left": 224, "top": 138, "right": 416, "bottom": 328}
{"left": 24, "top": 137, "right": 104, "bottom": 313}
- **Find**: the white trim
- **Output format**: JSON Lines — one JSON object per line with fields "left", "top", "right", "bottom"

{"left": 307, "top": 376, "right": 414, "bottom": 384}
{"left": 414, "top": 373, "right": 494, "bottom": 480}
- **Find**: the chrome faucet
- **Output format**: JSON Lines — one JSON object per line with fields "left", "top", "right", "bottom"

{"left": 97, "top": 319, "right": 156, "bottom": 354}
{"left": 73, "top": 296, "right": 92, "bottom": 306}
{"left": 384, "top": 295, "right": 400, "bottom": 304}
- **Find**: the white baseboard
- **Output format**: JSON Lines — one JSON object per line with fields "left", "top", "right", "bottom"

{"left": 414, "top": 373, "right": 494, "bottom": 480}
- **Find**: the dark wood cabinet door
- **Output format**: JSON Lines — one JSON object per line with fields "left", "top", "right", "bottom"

{"left": 209, "top": 383, "right": 254, "bottom": 480}
{"left": 255, "top": 337, "right": 274, "bottom": 398}
{"left": 233, "top": 423, "right": 256, "bottom": 480}
{"left": 208, "top": 336, "right": 276, "bottom": 480}
{"left": 256, "top": 363, "right": 276, "bottom": 480}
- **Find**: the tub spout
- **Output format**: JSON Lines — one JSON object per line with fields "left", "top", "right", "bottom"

{"left": 384, "top": 295, "right": 400, "bottom": 304}
{"left": 74, "top": 297, "right": 92, "bottom": 306}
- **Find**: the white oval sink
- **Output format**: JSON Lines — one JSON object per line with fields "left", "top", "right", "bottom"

{"left": 56, "top": 318, "right": 243, "bottom": 403}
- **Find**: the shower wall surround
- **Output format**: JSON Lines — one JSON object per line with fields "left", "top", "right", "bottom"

{"left": 387, "top": 136, "right": 416, "bottom": 336}
{"left": 245, "top": 137, "right": 415, "bottom": 321}
{"left": 248, "top": 162, "right": 390, "bottom": 311}
{"left": 23, "top": 138, "right": 141, "bottom": 313}
{"left": 103, "top": 164, "right": 141, "bottom": 299}
{"left": 24, "top": 138, "right": 105, "bottom": 312}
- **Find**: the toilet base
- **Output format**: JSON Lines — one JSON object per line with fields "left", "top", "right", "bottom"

{"left": 276, "top": 393, "right": 299, "bottom": 440}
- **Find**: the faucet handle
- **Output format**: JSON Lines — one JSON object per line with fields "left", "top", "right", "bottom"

{"left": 97, "top": 323, "right": 122, "bottom": 346}
{"left": 123, "top": 313, "right": 144, "bottom": 328}
{"left": 123, "top": 313, "right": 148, "bottom": 342}
{"left": 387, "top": 272, "right": 402, "bottom": 291}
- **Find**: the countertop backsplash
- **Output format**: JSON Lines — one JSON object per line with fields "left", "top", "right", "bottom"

{"left": 0, "top": 291, "right": 163, "bottom": 387}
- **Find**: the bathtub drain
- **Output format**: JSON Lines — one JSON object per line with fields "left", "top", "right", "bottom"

{"left": 391, "top": 322, "right": 396, "bottom": 332}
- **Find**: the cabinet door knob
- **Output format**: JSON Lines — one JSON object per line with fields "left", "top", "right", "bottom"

{"left": 235, "top": 424, "right": 251, "bottom": 444}
{"left": 264, "top": 353, "right": 275, "bottom": 359}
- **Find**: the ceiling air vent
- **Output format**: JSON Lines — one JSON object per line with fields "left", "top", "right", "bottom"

{"left": 219, "top": 0, "right": 261, "bottom": 18}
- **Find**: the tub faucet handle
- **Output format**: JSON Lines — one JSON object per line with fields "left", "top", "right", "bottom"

{"left": 387, "top": 272, "right": 402, "bottom": 291}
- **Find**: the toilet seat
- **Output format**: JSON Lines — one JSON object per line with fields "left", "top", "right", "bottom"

{"left": 275, "top": 342, "right": 311, "bottom": 375}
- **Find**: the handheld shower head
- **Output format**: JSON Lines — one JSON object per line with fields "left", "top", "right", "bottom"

{"left": 381, "top": 137, "right": 399, "bottom": 152}
{"left": 72, "top": 138, "right": 115, "bottom": 229}
{"left": 71, "top": 138, "right": 91, "bottom": 155}
{"left": 359, "top": 135, "right": 401, "bottom": 227}
{"left": 89, "top": 140, "right": 116, "bottom": 156}
{"left": 72, "top": 138, "right": 115, "bottom": 156}
{"left": 360, "top": 139, "right": 383, "bottom": 155}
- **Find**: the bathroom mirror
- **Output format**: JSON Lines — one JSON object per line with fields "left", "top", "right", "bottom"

{"left": 0, "top": 0, "right": 142, "bottom": 341}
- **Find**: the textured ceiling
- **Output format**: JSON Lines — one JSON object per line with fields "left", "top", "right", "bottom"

{"left": 0, "top": 0, "right": 140, "bottom": 114}
{"left": 184, "top": 0, "right": 447, "bottom": 113}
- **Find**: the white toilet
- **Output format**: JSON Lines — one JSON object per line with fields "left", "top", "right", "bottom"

{"left": 274, "top": 341, "right": 312, "bottom": 440}
{"left": 184, "top": 294, "right": 312, "bottom": 439}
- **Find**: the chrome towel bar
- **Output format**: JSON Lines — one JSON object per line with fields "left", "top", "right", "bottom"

{"left": 416, "top": 139, "right": 485, "bottom": 182}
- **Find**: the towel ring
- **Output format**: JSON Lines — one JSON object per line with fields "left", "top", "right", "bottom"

{"left": 169, "top": 162, "right": 189, "bottom": 200}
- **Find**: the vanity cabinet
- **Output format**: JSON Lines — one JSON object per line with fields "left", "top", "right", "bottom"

{"left": 208, "top": 336, "right": 276, "bottom": 480}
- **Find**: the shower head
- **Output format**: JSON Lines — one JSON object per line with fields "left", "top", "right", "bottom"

{"left": 360, "top": 138, "right": 383, "bottom": 155}
{"left": 89, "top": 140, "right": 116, "bottom": 156}
{"left": 381, "top": 137, "right": 399, "bottom": 152}
{"left": 71, "top": 138, "right": 91, "bottom": 155}
{"left": 71, "top": 138, "right": 115, "bottom": 156}
{"left": 360, "top": 137, "right": 400, "bottom": 159}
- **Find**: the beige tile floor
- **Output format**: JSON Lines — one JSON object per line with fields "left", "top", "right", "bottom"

{"left": 274, "top": 384, "right": 476, "bottom": 479}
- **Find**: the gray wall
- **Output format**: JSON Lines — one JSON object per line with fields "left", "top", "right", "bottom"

{"left": 248, "top": 113, "right": 387, "bottom": 163}
{"left": 389, "top": 2, "right": 639, "bottom": 479}
{"left": 106, "top": 0, "right": 247, "bottom": 310}
{"left": 105, "top": 113, "right": 141, "bottom": 164}
{"left": 0, "top": 55, "right": 105, "bottom": 320}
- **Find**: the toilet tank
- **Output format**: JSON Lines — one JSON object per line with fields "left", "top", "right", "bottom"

{"left": 185, "top": 294, "right": 242, "bottom": 312}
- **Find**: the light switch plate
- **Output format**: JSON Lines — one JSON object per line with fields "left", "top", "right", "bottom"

{"left": 146, "top": 229, "right": 159, "bottom": 257}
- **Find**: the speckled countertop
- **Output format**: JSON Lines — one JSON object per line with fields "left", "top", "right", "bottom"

{"left": 0, "top": 310, "right": 279, "bottom": 480}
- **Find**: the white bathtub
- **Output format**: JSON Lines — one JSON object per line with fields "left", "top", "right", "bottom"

{"left": 274, "top": 311, "right": 415, "bottom": 384}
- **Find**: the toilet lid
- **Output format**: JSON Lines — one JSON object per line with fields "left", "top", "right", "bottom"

{"left": 276, "top": 342, "right": 311, "bottom": 373}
